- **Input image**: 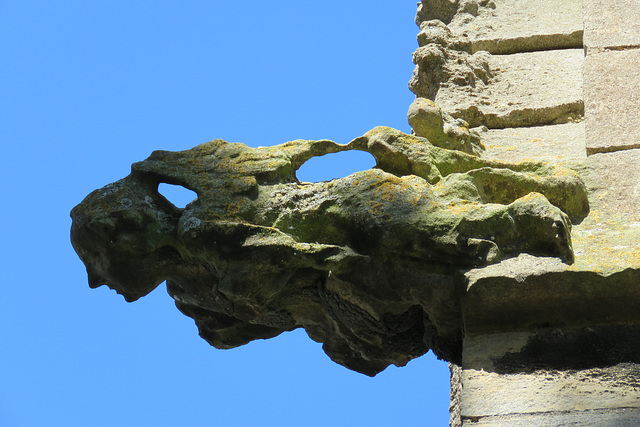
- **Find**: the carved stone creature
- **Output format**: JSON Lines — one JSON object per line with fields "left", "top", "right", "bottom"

{"left": 71, "top": 126, "right": 588, "bottom": 376}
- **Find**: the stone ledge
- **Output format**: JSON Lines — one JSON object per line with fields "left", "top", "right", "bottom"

{"left": 435, "top": 49, "right": 584, "bottom": 128}
{"left": 464, "top": 255, "right": 640, "bottom": 335}
{"left": 459, "top": 363, "right": 640, "bottom": 418}
{"left": 467, "top": 31, "right": 583, "bottom": 56}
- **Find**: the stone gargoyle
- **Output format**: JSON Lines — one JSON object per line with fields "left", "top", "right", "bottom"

{"left": 71, "top": 122, "right": 588, "bottom": 376}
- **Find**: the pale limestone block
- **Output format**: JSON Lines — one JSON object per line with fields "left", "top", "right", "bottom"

{"left": 584, "top": 49, "right": 640, "bottom": 154}
{"left": 448, "top": 0, "right": 584, "bottom": 54}
{"left": 480, "top": 122, "right": 586, "bottom": 164}
{"left": 584, "top": 0, "right": 640, "bottom": 49}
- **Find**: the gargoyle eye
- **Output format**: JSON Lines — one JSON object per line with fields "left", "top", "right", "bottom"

{"left": 158, "top": 182, "right": 198, "bottom": 208}
{"left": 296, "top": 150, "right": 375, "bottom": 183}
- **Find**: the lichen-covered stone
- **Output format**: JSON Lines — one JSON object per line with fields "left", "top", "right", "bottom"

{"left": 71, "top": 126, "right": 588, "bottom": 376}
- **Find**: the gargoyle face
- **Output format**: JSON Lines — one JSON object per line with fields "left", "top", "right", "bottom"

{"left": 70, "top": 175, "right": 185, "bottom": 302}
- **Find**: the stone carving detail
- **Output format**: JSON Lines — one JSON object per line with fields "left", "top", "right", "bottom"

{"left": 71, "top": 124, "right": 588, "bottom": 376}
{"left": 408, "top": 97, "right": 485, "bottom": 155}
{"left": 409, "top": 20, "right": 493, "bottom": 101}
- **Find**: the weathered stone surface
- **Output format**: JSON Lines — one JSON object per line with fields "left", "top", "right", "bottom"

{"left": 463, "top": 254, "right": 640, "bottom": 337}
{"left": 582, "top": 149, "right": 640, "bottom": 216}
{"left": 434, "top": 49, "right": 584, "bottom": 128}
{"left": 409, "top": 21, "right": 584, "bottom": 129}
{"left": 459, "top": 153, "right": 640, "bottom": 360}
{"left": 456, "top": 146, "right": 640, "bottom": 410}
{"left": 417, "top": 0, "right": 583, "bottom": 55}
{"left": 570, "top": 150, "right": 640, "bottom": 277}
{"left": 480, "top": 122, "right": 586, "bottom": 165}
{"left": 464, "top": 326, "right": 640, "bottom": 374}
{"left": 477, "top": 129, "right": 640, "bottom": 274}
{"left": 459, "top": 363, "right": 640, "bottom": 419}
{"left": 410, "top": 2, "right": 584, "bottom": 130}
{"left": 450, "top": 363, "right": 463, "bottom": 427}
{"left": 408, "top": 97, "right": 485, "bottom": 155}
{"left": 585, "top": 49, "right": 640, "bottom": 154}
{"left": 409, "top": 20, "right": 493, "bottom": 101}
{"left": 416, "top": 0, "right": 460, "bottom": 25}
{"left": 584, "top": 0, "right": 640, "bottom": 50}
{"left": 414, "top": 0, "right": 640, "bottom": 424}
{"left": 71, "top": 126, "right": 588, "bottom": 376}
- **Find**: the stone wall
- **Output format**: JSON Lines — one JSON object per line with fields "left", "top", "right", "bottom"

{"left": 411, "top": 1, "right": 640, "bottom": 425}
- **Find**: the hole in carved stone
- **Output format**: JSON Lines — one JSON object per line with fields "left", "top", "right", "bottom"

{"left": 158, "top": 183, "right": 198, "bottom": 208}
{"left": 296, "top": 150, "right": 376, "bottom": 183}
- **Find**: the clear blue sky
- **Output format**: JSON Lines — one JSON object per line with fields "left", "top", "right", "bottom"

{"left": 1, "top": 2, "right": 451, "bottom": 426}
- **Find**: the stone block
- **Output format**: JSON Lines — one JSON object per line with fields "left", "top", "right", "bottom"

{"left": 435, "top": 49, "right": 584, "bottom": 128}
{"left": 448, "top": 0, "right": 583, "bottom": 54}
{"left": 584, "top": 49, "right": 640, "bottom": 154}
{"left": 568, "top": 149, "right": 640, "bottom": 274}
{"left": 463, "top": 254, "right": 640, "bottom": 335}
{"left": 584, "top": 0, "right": 640, "bottom": 50}
{"left": 463, "top": 327, "right": 640, "bottom": 373}
{"left": 480, "top": 122, "right": 586, "bottom": 164}
{"left": 459, "top": 363, "right": 640, "bottom": 419}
